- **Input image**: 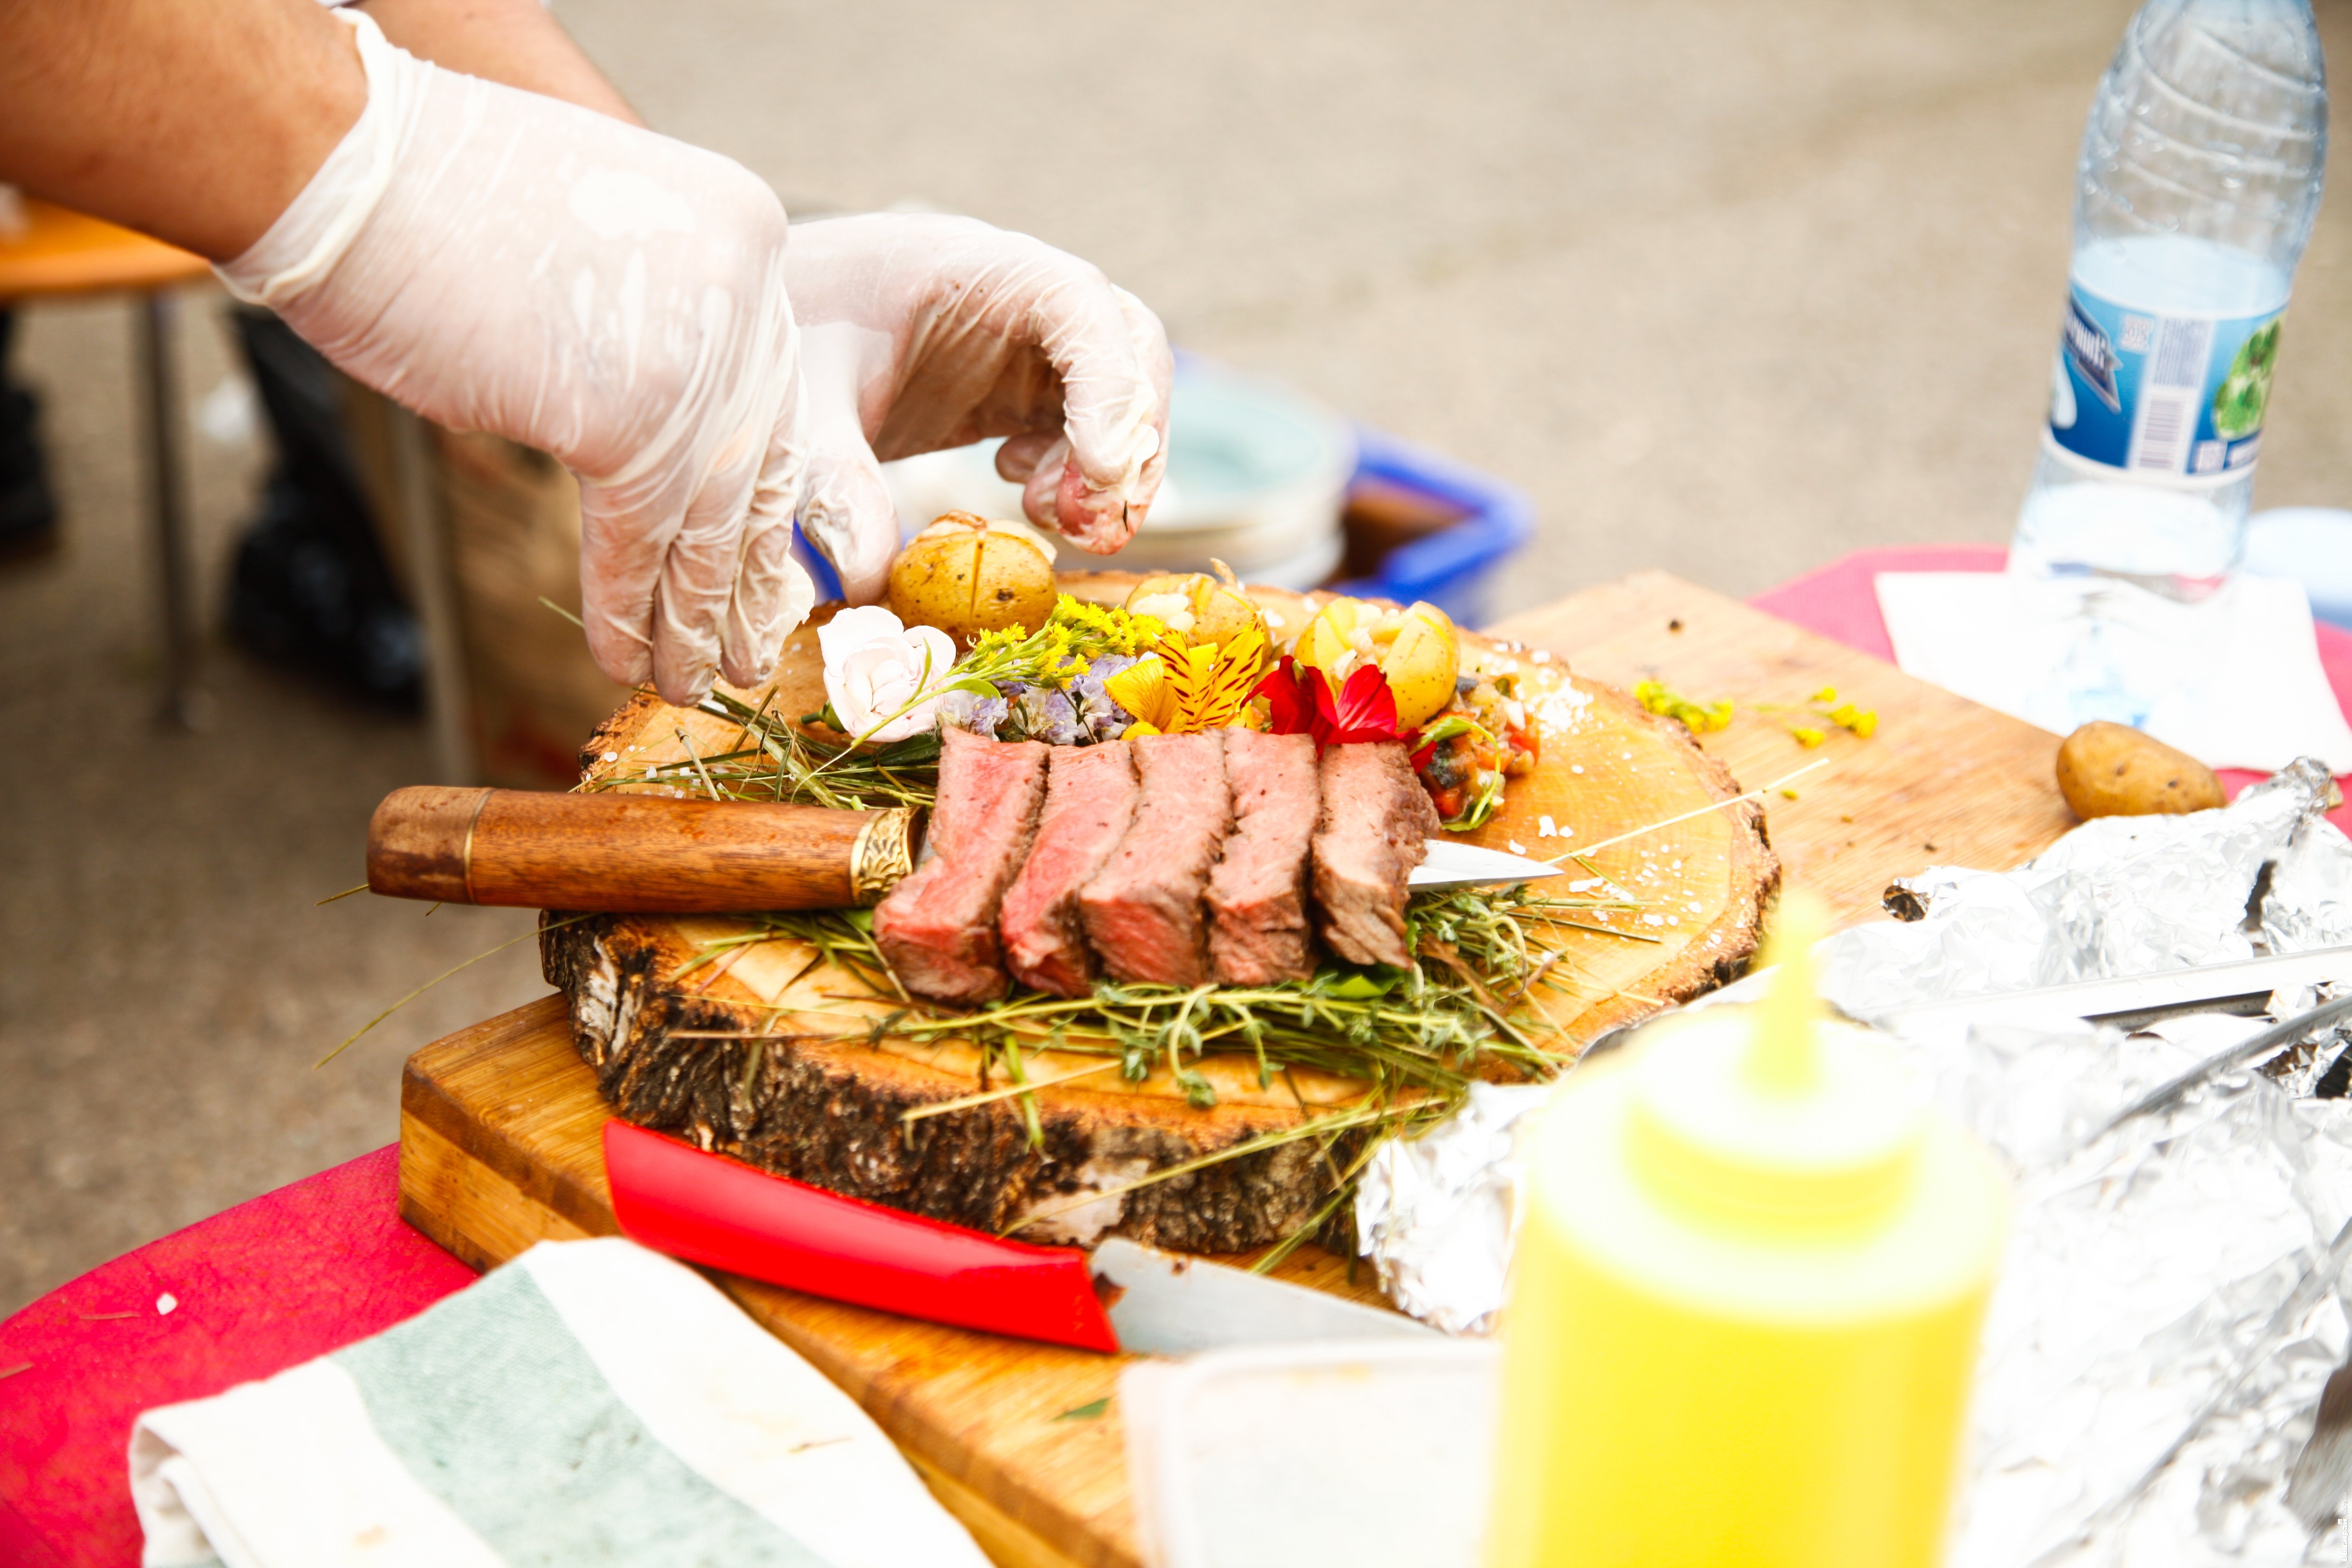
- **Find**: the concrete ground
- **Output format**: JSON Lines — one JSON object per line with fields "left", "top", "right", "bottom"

{"left": 6, "top": 0, "right": 2352, "bottom": 1315}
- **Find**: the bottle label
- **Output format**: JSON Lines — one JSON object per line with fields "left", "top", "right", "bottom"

{"left": 2046, "top": 281, "right": 2282, "bottom": 481}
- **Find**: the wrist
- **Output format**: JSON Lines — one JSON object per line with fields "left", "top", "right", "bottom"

{"left": 219, "top": 11, "right": 409, "bottom": 306}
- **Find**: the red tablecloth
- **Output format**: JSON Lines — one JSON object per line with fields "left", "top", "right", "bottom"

{"left": 9, "top": 543, "right": 2352, "bottom": 1566}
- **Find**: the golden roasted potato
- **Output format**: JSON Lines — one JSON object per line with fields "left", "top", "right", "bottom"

{"left": 2055, "top": 721, "right": 2226, "bottom": 819}
{"left": 1295, "top": 596, "right": 1460, "bottom": 728}
{"left": 886, "top": 512, "right": 1057, "bottom": 644}
{"left": 1122, "top": 566, "right": 1266, "bottom": 652}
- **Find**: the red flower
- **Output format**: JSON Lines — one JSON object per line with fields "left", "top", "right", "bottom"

{"left": 1254, "top": 657, "right": 1401, "bottom": 749}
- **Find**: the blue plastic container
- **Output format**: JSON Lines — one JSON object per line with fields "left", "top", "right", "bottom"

{"left": 1329, "top": 424, "right": 1535, "bottom": 627}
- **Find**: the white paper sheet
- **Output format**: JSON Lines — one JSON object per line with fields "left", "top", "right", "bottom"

{"left": 1874, "top": 571, "right": 2352, "bottom": 772}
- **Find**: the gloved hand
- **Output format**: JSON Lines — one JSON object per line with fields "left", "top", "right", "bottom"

{"left": 787, "top": 214, "right": 1171, "bottom": 605}
{"left": 218, "top": 11, "right": 808, "bottom": 707}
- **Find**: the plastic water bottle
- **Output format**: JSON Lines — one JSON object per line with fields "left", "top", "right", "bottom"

{"left": 2010, "top": 0, "right": 2326, "bottom": 600}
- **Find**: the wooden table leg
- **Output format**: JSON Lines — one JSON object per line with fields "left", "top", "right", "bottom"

{"left": 386, "top": 402, "right": 477, "bottom": 784}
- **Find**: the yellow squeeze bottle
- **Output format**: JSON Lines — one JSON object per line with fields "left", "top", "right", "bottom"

{"left": 1485, "top": 892, "right": 2007, "bottom": 1568}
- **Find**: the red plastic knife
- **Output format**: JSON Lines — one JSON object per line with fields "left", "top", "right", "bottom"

{"left": 601, "top": 1120, "right": 1119, "bottom": 1353}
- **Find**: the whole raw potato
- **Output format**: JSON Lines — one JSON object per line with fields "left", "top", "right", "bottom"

{"left": 886, "top": 513, "right": 1057, "bottom": 645}
{"left": 2055, "top": 721, "right": 2226, "bottom": 819}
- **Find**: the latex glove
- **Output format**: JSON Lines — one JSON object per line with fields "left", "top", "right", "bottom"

{"left": 218, "top": 12, "right": 809, "bottom": 707}
{"left": 788, "top": 213, "right": 1171, "bottom": 604}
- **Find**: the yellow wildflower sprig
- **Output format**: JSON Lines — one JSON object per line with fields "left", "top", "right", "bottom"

{"left": 957, "top": 596, "right": 1165, "bottom": 694}
{"left": 1772, "top": 686, "right": 1877, "bottom": 748}
{"left": 1633, "top": 680, "right": 1733, "bottom": 733}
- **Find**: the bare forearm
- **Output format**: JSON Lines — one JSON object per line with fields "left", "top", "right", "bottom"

{"left": 0, "top": 0, "right": 363, "bottom": 260}
{"left": 356, "top": 0, "right": 641, "bottom": 125}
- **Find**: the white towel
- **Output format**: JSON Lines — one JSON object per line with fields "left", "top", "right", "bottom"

{"left": 1874, "top": 570, "right": 2352, "bottom": 773}
{"left": 129, "top": 1237, "right": 991, "bottom": 1568}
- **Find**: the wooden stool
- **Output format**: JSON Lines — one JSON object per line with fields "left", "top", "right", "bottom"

{"left": 0, "top": 199, "right": 215, "bottom": 726}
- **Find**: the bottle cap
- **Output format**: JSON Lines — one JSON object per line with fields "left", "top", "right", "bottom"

{"left": 1624, "top": 890, "right": 1925, "bottom": 1237}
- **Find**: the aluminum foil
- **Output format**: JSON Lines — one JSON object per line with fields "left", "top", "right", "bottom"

{"left": 1820, "top": 758, "right": 2352, "bottom": 1022}
{"left": 1355, "top": 1082, "right": 1549, "bottom": 1335}
{"left": 1946, "top": 1011, "right": 2352, "bottom": 1567}
{"left": 1356, "top": 756, "right": 2352, "bottom": 1560}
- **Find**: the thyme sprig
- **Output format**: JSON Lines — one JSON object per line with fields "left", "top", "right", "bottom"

{"left": 701, "top": 880, "right": 1638, "bottom": 1138}
{"left": 587, "top": 692, "right": 940, "bottom": 811}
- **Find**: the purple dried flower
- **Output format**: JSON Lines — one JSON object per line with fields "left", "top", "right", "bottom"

{"left": 935, "top": 688, "right": 1008, "bottom": 738}
{"left": 1008, "top": 686, "right": 1085, "bottom": 747}
{"left": 1072, "top": 654, "right": 1141, "bottom": 742}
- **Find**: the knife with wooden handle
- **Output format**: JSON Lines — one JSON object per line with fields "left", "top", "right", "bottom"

{"left": 364, "top": 785, "right": 1560, "bottom": 915}
{"left": 366, "top": 786, "right": 925, "bottom": 913}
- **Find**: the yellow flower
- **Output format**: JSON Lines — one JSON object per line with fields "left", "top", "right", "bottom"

{"left": 1105, "top": 623, "right": 1269, "bottom": 737}
{"left": 1634, "top": 680, "right": 1733, "bottom": 734}
{"left": 1828, "top": 702, "right": 1877, "bottom": 738}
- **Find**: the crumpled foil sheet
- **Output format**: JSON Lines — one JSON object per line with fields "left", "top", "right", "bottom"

{"left": 1357, "top": 757, "right": 2352, "bottom": 1562}
{"left": 1944, "top": 1011, "right": 2352, "bottom": 1566}
{"left": 1355, "top": 1081, "right": 1549, "bottom": 1335}
{"left": 1821, "top": 758, "right": 2352, "bottom": 1021}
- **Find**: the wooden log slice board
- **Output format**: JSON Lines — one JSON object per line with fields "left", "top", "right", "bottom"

{"left": 539, "top": 572, "right": 1777, "bottom": 1252}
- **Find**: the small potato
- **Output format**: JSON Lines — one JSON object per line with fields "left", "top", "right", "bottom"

{"left": 886, "top": 512, "right": 1057, "bottom": 645}
{"left": 2055, "top": 721, "right": 2226, "bottom": 819}
{"left": 1295, "top": 596, "right": 1461, "bottom": 728}
{"left": 1122, "top": 567, "right": 1266, "bottom": 652}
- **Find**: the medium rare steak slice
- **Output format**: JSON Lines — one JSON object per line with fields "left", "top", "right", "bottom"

{"left": 1079, "top": 732, "right": 1232, "bottom": 987}
{"left": 1207, "top": 730, "right": 1320, "bottom": 985}
{"left": 1000, "top": 742, "right": 1140, "bottom": 997}
{"left": 1312, "top": 742, "right": 1441, "bottom": 968}
{"left": 874, "top": 726, "right": 1048, "bottom": 1003}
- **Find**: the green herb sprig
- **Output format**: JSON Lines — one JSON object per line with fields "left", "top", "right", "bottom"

{"left": 587, "top": 691, "right": 941, "bottom": 811}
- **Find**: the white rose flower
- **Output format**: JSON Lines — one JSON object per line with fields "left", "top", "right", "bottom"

{"left": 820, "top": 606, "right": 959, "bottom": 743}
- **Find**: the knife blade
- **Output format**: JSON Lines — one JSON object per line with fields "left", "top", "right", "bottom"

{"left": 1870, "top": 944, "right": 2352, "bottom": 1035}
{"left": 1408, "top": 839, "right": 1562, "bottom": 891}
{"left": 369, "top": 785, "right": 1558, "bottom": 912}
{"left": 1091, "top": 1237, "right": 1439, "bottom": 1354}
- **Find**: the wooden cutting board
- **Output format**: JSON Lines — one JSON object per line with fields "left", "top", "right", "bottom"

{"left": 400, "top": 570, "right": 2075, "bottom": 1568}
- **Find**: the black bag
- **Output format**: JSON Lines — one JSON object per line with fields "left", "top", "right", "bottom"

{"left": 0, "top": 309, "right": 59, "bottom": 555}
{"left": 223, "top": 307, "right": 423, "bottom": 707}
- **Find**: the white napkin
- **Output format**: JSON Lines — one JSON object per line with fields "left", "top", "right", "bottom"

{"left": 1874, "top": 570, "right": 2352, "bottom": 772}
{"left": 129, "top": 1238, "right": 990, "bottom": 1568}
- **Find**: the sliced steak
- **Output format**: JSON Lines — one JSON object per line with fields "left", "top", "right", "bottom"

{"left": 1311, "top": 741, "right": 1441, "bottom": 968}
{"left": 1079, "top": 732, "right": 1232, "bottom": 987}
{"left": 1000, "top": 742, "right": 1140, "bottom": 997}
{"left": 873, "top": 726, "right": 1048, "bottom": 1003}
{"left": 1207, "top": 729, "right": 1321, "bottom": 985}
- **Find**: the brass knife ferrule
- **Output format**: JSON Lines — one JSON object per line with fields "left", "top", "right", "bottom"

{"left": 849, "top": 805, "right": 923, "bottom": 904}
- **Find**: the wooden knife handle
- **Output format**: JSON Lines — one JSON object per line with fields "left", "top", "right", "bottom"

{"left": 366, "top": 787, "right": 923, "bottom": 912}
